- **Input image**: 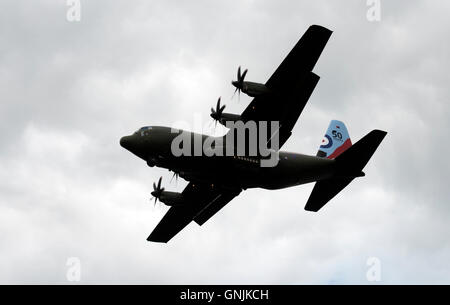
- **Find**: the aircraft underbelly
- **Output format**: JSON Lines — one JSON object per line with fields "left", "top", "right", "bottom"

{"left": 245, "top": 153, "right": 336, "bottom": 189}
{"left": 157, "top": 151, "right": 335, "bottom": 191}
{"left": 189, "top": 154, "right": 334, "bottom": 189}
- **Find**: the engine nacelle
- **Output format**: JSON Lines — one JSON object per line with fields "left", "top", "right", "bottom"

{"left": 218, "top": 113, "right": 241, "bottom": 126}
{"left": 242, "top": 81, "right": 270, "bottom": 97}
{"left": 159, "top": 191, "right": 185, "bottom": 206}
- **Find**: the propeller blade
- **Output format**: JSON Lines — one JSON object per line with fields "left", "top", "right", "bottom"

{"left": 232, "top": 87, "right": 238, "bottom": 99}
{"left": 151, "top": 176, "right": 165, "bottom": 206}
{"left": 216, "top": 97, "right": 221, "bottom": 112}
{"left": 241, "top": 69, "right": 248, "bottom": 82}
{"left": 170, "top": 172, "right": 179, "bottom": 184}
{"left": 232, "top": 66, "right": 247, "bottom": 101}
{"left": 211, "top": 96, "right": 225, "bottom": 125}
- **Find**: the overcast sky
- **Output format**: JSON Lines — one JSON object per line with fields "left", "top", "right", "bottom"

{"left": 1, "top": 0, "right": 449, "bottom": 284}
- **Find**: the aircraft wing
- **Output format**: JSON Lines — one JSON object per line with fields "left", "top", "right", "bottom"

{"left": 240, "top": 25, "right": 332, "bottom": 148}
{"left": 147, "top": 182, "right": 241, "bottom": 243}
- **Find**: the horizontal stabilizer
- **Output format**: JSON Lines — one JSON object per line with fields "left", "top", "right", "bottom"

{"left": 335, "top": 129, "right": 387, "bottom": 173}
{"left": 305, "top": 129, "right": 387, "bottom": 212}
{"left": 304, "top": 177, "right": 354, "bottom": 212}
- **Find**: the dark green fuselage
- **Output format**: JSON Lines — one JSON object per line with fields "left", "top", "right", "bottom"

{"left": 120, "top": 126, "right": 337, "bottom": 190}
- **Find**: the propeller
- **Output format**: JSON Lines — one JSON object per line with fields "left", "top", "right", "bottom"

{"left": 151, "top": 176, "right": 165, "bottom": 206}
{"left": 231, "top": 66, "right": 248, "bottom": 99}
{"left": 210, "top": 97, "right": 226, "bottom": 127}
{"left": 170, "top": 171, "right": 179, "bottom": 184}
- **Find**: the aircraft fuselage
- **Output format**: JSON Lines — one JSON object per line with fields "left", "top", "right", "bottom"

{"left": 120, "top": 126, "right": 337, "bottom": 191}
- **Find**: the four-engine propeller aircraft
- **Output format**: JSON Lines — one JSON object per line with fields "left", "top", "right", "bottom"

{"left": 120, "top": 25, "right": 387, "bottom": 243}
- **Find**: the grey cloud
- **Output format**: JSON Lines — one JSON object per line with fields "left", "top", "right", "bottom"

{"left": 0, "top": 0, "right": 450, "bottom": 284}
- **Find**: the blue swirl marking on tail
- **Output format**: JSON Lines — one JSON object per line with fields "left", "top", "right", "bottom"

{"left": 320, "top": 134, "right": 333, "bottom": 149}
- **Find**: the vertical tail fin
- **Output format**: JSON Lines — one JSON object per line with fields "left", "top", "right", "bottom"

{"left": 317, "top": 120, "right": 352, "bottom": 159}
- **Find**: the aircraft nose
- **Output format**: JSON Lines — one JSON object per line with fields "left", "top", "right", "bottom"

{"left": 120, "top": 136, "right": 132, "bottom": 150}
{"left": 120, "top": 134, "right": 146, "bottom": 160}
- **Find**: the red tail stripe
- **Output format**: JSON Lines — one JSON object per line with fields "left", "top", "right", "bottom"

{"left": 327, "top": 138, "right": 352, "bottom": 159}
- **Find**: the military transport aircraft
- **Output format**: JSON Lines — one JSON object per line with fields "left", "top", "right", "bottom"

{"left": 120, "top": 25, "right": 387, "bottom": 243}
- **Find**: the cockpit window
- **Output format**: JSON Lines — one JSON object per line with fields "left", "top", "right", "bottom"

{"left": 134, "top": 126, "right": 152, "bottom": 136}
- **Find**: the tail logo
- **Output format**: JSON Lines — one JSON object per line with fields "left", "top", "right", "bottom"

{"left": 332, "top": 130, "right": 343, "bottom": 142}
{"left": 320, "top": 134, "right": 333, "bottom": 149}
{"left": 317, "top": 120, "right": 352, "bottom": 159}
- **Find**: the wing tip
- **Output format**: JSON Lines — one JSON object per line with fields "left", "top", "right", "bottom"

{"left": 147, "top": 233, "right": 169, "bottom": 243}
{"left": 304, "top": 205, "right": 320, "bottom": 212}
{"left": 309, "top": 24, "right": 333, "bottom": 34}
{"left": 373, "top": 129, "right": 388, "bottom": 136}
